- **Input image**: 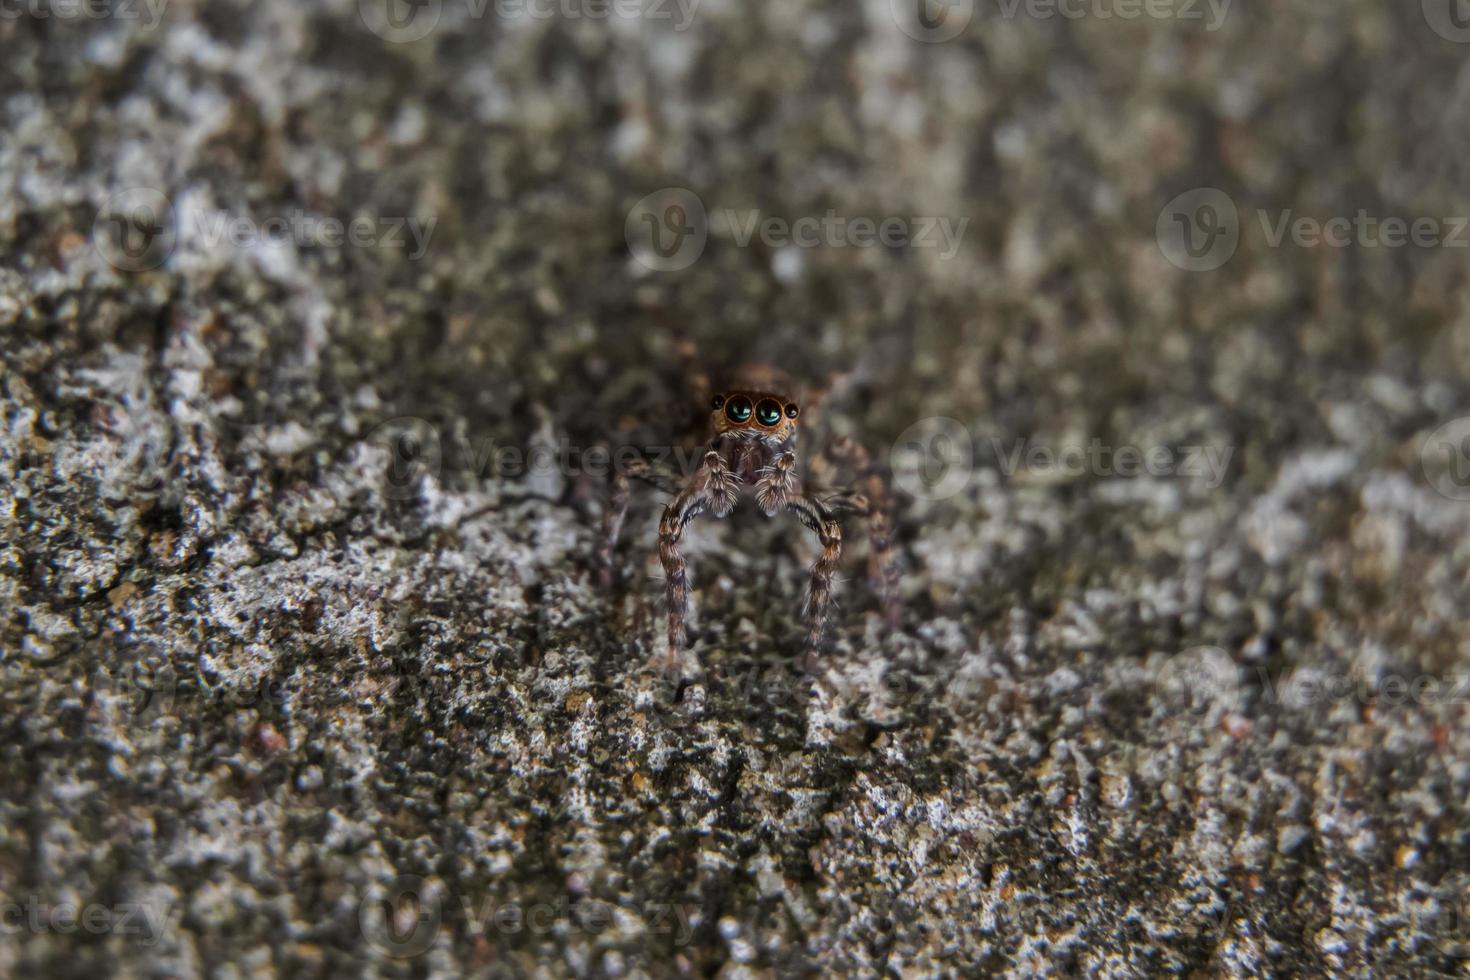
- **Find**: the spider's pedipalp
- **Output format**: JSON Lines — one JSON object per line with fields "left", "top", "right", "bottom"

{"left": 755, "top": 451, "right": 799, "bottom": 515}
{"left": 704, "top": 447, "right": 739, "bottom": 517}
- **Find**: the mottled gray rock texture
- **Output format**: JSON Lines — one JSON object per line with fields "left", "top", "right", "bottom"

{"left": 4, "top": 1, "right": 1470, "bottom": 976}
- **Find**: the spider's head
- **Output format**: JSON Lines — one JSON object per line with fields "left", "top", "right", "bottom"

{"left": 710, "top": 390, "right": 799, "bottom": 443}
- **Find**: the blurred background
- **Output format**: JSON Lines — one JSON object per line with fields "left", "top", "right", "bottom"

{"left": 4, "top": 0, "right": 1470, "bottom": 975}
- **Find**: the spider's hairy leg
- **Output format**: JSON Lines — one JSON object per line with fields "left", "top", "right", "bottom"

{"left": 598, "top": 454, "right": 684, "bottom": 587}
{"left": 658, "top": 448, "right": 738, "bottom": 672}
{"left": 821, "top": 436, "right": 900, "bottom": 628}
{"left": 755, "top": 449, "right": 799, "bottom": 515}
{"left": 823, "top": 488, "right": 900, "bottom": 628}
{"left": 787, "top": 494, "right": 843, "bottom": 673}
{"left": 598, "top": 470, "right": 632, "bottom": 587}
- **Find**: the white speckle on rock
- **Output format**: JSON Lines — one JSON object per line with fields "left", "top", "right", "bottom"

{"left": 1278, "top": 825, "right": 1310, "bottom": 854}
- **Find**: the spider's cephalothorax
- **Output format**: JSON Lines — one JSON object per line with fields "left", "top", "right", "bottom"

{"left": 706, "top": 390, "right": 801, "bottom": 486}
{"left": 599, "top": 366, "right": 899, "bottom": 674}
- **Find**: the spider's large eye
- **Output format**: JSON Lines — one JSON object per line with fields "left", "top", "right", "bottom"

{"left": 724, "top": 396, "right": 752, "bottom": 424}
{"left": 755, "top": 399, "right": 782, "bottom": 426}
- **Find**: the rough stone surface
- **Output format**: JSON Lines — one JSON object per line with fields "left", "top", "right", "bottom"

{"left": 4, "top": 2, "right": 1470, "bottom": 976}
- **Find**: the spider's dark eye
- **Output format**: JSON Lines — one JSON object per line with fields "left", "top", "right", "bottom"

{"left": 785, "top": 403, "right": 799, "bottom": 419}
{"left": 755, "top": 399, "right": 782, "bottom": 426}
{"left": 711, "top": 394, "right": 725, "bottom": 410}
{"left": 724, "top": 396, "right": 752, "bottom": 424}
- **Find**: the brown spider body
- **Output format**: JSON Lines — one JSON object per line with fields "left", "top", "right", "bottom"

{"left": 599, "top": 365, "right": 898, "bottom": 674}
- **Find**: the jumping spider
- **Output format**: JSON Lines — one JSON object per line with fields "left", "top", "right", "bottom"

{"left": 599, "top": 366, "right": 898, "bottom": 673}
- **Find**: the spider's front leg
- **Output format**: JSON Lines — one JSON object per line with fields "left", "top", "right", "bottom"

{"left": 598, "top": 454, "right": 684, "bottom": 587}
{"left": 658, "top": 445, "right": 738, "bottom": 672}
{"left": 786, "top": 493, "right": 843, "bottom": 673}
{"left": 816, "top": 436, "right": 900, "bottom": 628}
{"left": 758, "top": 450, "right": 842, "bottom": 671}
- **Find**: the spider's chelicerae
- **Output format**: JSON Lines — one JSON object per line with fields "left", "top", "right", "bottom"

{"left": 599, "top": 366, "right": 898, "bottom": 673}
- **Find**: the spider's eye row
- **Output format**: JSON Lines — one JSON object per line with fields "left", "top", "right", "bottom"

{"left": 724, "top": 396, "right": 753, "bottom": 423}
{"left": 711, "top": 394, "right": 725, "bottom": 410}
{"left": 785, "top": 404, "right": 799, "bottom": 419}
{"left": 755, "top": 399, "right": 783, "bottom": 426}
